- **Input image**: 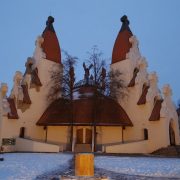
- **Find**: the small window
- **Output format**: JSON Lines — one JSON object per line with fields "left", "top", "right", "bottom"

{"left": 144, "top": 128, "right": 148, "bottom": 140}
{"left": 19, "top": 127, "right": 25, "bottom": 138}
{"left": 134, "top": 68, "right": 139, "bottom": 74}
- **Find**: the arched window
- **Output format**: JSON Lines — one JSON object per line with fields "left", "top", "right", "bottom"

{"left": 19, "top": 127, "right": 25, "bottom": 138}
{"left": 169, "top": 120, "right": 175, "bottom": 146}
{"left": 144, "top": 128, "right": 148, "bottom": 140}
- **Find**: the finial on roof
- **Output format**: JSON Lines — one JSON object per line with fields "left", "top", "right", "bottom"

{"left": 121, "top": 15, "right": 129, "bottom": 23}
{"left": 120, "top": 15, "right": 131, "bottom": 33}
{"left": 44, "top": 16, "right": 55, "bottom": 32}
{"left": 46, "top": 16, "right": 54, "bottom": 25}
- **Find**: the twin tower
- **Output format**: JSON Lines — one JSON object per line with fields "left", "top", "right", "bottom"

{"left": 38, "top": 15, "right": 133, "bottom": 65}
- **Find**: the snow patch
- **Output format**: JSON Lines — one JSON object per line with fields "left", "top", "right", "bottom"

{"left": 0, "top": 153, "right": 72, "bottom": 180}
{"left": 95, "top": 156, "right": 180, "bottom": 178}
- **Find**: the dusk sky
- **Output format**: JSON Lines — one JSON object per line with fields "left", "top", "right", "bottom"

{"left": 0, "top": 0, "right": 180, "bottom": 104}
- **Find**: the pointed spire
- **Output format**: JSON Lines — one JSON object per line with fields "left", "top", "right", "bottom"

{"left": 112, "top": 15, "right": 133, "bottom": 64}
{"left": 41, "top": 16, "right": 61, "bottom": 64}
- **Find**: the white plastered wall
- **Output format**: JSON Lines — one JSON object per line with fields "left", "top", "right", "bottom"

{"left": 96, "top": 126, "right": 122, "bottom": 145}
{"left": 47, "top": 126, "right": 69, "bottom": 146}
{"left": 17, "top": 58, "right": 60, "bottom": 140}
{"left": 110, "top": 35, "right": 180, "bottom": 153}
{"left": 0, "top": 36, "right": 63, "bottom": 147}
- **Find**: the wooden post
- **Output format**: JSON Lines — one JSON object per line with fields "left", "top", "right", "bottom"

{"left": 75, "top": 153, "right": 94, "bottom": 176}
{"left": 70, "top": 99, "right": 74, "bottom": 152}
{"left": 44, "top": 126, "right": 48, "bottom": 142}
{"left": 122, "top": 126, "right": 124, "bottom": 143}
{"left": 70, "top": 125, "right": 73, "bottom": 151}
{"left": 92, "top": 127, "right": 94, "bottom": 152}
{"left": 94, "top": 126, "right": 96, "bottom": 152}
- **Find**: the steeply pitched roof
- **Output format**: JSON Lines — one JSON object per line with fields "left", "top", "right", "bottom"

{"left": 7, "top": 98, "right": 19, "bottom": 119}
{"left": 137, "top": 84, "right": 149, "bottom": 105}
{"left": 112, "top": 15, "right": 133, "bottom": 64}
{"left": 41, "top": 16, "right": 61, "bottom": 64}
{"left": 128, "top": 68, "right": 139, "bottom": 87}
{"left": 31, "top": 68, "right": 42, "bottom": 87}
{"left": 36, "top": 97, "right": 133, "bottom": 127}
{"left": 21, "top": 84, "right": 31, "bottom": 104}
{"left": 149, "top": 99, "right": 163, "bottom": 121}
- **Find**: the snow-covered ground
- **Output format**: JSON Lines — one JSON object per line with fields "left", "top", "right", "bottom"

{"left": 0, "top": 153, "right": 72, "bottom": 180}
{"left": 95, "top": 156, "right": 180, "bottom": 178}
{"left": 1, "top": 153, "right": 180, "bottom": 179}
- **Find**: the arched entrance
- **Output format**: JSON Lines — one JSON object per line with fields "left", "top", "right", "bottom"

{"left": 169, "top": 120, "right": 175, "bottom": 146}
{"left": 19, "top": 127, "right": 25, "bottom": 138}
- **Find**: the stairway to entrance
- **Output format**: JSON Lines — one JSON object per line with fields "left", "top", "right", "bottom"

{"left": 74, "top": 144, "right": 92, "bottom": 153}
{"left": 152, "top": 145, "right": 180, "bottom": 157}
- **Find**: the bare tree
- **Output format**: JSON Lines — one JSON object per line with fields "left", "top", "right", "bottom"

{"left": 47, "top": 50, "right": 77, "bottom": 151}
{"left": 48, "top": 46, "right": 126, "bottom": 102}
{"left": 47, "top": 50, "right": 77, "bottom": 102}
{"left": 86, "top": 46, "right": 106, "bottom": 86}
{"left": 47, "top": 47, "right": 126, "bottom": 152}
{"left": 61, "top": 51, "right": 77, "bottom": 100}
{"left": 106, "top": 69, "right": 126, "bottom": 101}
{"left": 86, "top": 46, "right": 126, "bottom": 101}
{"left": 47, "top": 63, "right": 63, "bottom": 102}
{"left": 85, "top": 46, "right": 127, "bottom": 152}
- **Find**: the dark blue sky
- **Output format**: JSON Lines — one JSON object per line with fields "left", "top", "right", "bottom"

{"left": 0, "top": 0, "right": 180, "bottom": 103}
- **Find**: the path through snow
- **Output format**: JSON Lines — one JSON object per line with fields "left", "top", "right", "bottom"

{"left": 0, "top": 153, "right": 180, "bottom": 179}
{"left": 0, "top": 153, "right": 72, "bottom": 180}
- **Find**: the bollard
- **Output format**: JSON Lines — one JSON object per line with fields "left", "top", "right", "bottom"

{"left": 75, "top": 153, "right": 94, "bottom": 176}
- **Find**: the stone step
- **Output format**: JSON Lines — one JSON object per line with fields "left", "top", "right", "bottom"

{"left": 75, "top": 144, "right": 92, "bottom": 153}
{"left": 152, "top": 146, "right": 180, "bottom": 156}
{"left": 175, "top": 145, "right": 180, "bottom": 153}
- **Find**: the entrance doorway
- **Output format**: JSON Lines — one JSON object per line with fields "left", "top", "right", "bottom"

{"left": 76, "top": 128, "right": 92, "bottom": 144}
{"left": 169, "top": 120, "right": 175, "bottom": 146}
{"left": 76, "top": 128, "right": 83, "bottom": 144}
{"left": 19, "top": 127, "right": 25, "bottom": 138}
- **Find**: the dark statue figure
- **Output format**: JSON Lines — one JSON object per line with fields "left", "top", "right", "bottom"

{"left": 83, "top": 62, "right": 93, "bottom": 84}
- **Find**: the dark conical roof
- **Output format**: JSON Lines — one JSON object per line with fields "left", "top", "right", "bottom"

{"left": 41, "top": 16, "right": 61, "bottom": 64}
{"left": 112, "top": 15, "right": 133, "bottom": 64}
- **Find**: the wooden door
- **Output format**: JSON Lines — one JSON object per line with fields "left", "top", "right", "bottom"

{"left": 76, "top": 129, "right": 83, "bottom": 144}
{"left": 76, "top": 128, "right": 92, "bottom": 144}
{"left": 85, "top": 128, "right": 92, "bottom": 144}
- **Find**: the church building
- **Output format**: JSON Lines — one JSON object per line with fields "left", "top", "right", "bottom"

{"left": 0, "top": 15, "right": 179, "bottom": 153}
